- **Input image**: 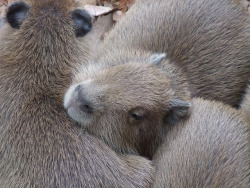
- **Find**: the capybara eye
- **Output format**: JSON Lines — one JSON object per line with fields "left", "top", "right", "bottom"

{"left": 130, "top": 113, "right": 145, "bottom": 121}
{"left": 129, "top": 108, "right": 147, "bottom": 122}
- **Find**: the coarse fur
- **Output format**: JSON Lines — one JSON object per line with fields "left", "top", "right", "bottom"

{"left": 64, "top": 0, "right": 250, "bottom": 156}
{"left": 63, "top": 0, "right": 250, "bottom": 184}
{"left": 153, "top": 98, "right": 250, "bottom": 188}
{"left": 64, "top": 62, "right": 191, "bottom": 157}
{"left": 65, "top": 65, "right": 250, "bottom": 186}
{"left": 241, "top": 83, "right": 250, "bottom": 116}
{"left": 76, "top": 0, "right": 250, "bottom": 107}
{"left": 64, "top": 57, "right": 250, "bottom": 187}
{"left": 0, "top": 0, "right": 154, "bottom": 187}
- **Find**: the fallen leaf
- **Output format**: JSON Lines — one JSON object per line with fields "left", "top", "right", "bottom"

{"left": 84, "top": 4, "right": 113, "bottom": 16}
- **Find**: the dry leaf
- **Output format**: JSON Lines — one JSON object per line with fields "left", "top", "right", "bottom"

{"left": 84, "top": 4, "right": 113, "bottom": 16}
{"left": 99, "top": 0, "right": 135, "bottom": 12}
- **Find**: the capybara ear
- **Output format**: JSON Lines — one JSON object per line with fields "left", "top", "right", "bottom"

{"left": 164, "top": 99, "right": 191, "bottom": 126}
{"left": 150, "top": 53, "right": 167, "bottom": 65}
{"left": 71, "top": 9, "right": 92, "bottom": 37}
{"left": 6, "top": 1, "right": 30, "bottom": 29}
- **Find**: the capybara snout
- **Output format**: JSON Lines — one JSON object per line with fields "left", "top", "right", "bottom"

{"left": 72, "top": 84, "right": 94, "bottom": 114}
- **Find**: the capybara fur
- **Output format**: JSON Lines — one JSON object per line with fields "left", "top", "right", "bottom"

{"left": 0, "top": 0, "right": 154, "bottom": 187}
{"left": 64, "top": 62, "right": 192, "bottom": 157}
{"left": 241, "top": 83, "right": 250, "bottom": 116}
{"left": 64, "top": 63, "right": 249, "bottom": 187}
{"left": 64, "top": 0, "right": 250, "bottom": 185}
{"left": 81, "top": 0, "right": 250, "bottom": 107}
{"left": 153, "top": 98, "right": 250, "bottom": 188}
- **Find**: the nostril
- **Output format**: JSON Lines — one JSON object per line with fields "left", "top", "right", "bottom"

{"left": 79, "top": 103, "right": 93, "bottom": 114}
{"left": 75, "top": 85, "right": 81, "bottom": 91}
{"left": 75, "top": 84, "right": 93, "bottom": 114}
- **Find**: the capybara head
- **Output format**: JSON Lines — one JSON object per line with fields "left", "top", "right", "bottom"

{"left": 64, "top": 54, "right": 192, "bottom": 158}
{"left": 5, "top": 0, "right": 92, "bottom": 37}
{"left": 1, "top": 0, "right": 93, "bottom": 98}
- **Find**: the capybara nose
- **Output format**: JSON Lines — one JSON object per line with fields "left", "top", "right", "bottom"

{"left": 75, "top": 85, "right": 81, "bottom": 91}
{"left": 75, "top": 85, "right": 93, "bottom": 114}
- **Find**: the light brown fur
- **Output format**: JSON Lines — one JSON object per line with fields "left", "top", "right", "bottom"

{"left": 79, "top": 0, "right": 250, "bottom": 107}
{"left": 64, "top": 60, "right": 250, "bottom": 187}
{"left": 0, "top": 0, "right": 154, "bottom": 187}
{"left": 153, "top": 99, "right": 250, "bottom": 188}
{"left": 64, "top": 0, "right": 250, "bottom": 185}
{"left": 65, "top": 63, "right": 191, "bottom": 157}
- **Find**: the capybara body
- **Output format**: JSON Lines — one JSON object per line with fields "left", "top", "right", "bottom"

{"left": 65, "top": 0, "right": 250, "bottom": 155}
{"left": 88, "top": 0, "right": 250, "bottom": 107}
{"left": 0, "top": 1, "right": 154, "bottom": 187}
{"left": 64, "top": 0, "right": 250, "bottom": 184}
{"left": 64, "top": 63, "right": 250, "bottom": 187}
{"left": 153, "top": 98, "right": 250, "bottom": 188}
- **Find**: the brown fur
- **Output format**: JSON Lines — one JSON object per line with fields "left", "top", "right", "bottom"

{"left": 65, "top": 65, "right": 250, "bottom": 186}
{"left": 0, "top": 0, "right": 154, "bottom": 187}
{"left": 153, "top": 98, "right": 250, "bottom": 188}
{"left": 63, "top": 0, "right": 250, "bottom": 184}
{"left": 64, "top": 63, "right": 191, "bottom": 157}
{"left": 82, "top": 0, "right": 250, "bottom": 107}
{"left": 241, "top": 83, "right": 250, "bottom": 116}
{"left": 64, "top": 61, "right": 249, "bottom": 187}
{"left": 234, "top": 0, "right": 249, "bottom": 10}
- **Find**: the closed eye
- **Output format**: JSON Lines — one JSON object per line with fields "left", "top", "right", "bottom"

{"left": 130, "top": 112, "right": 145, "bottom": 120}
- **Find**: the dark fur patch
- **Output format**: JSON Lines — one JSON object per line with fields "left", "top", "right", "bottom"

{"left": 165, "top": 99, "right": 191, "bottom": 126}
{"left": 71, "top": 9, "right": 92, "bottom": 37}
{"left": 6, "top": 1, "right": 30, "bottom": 29}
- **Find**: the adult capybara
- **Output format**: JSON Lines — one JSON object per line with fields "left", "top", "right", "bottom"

{"left": 76, "top": 0, "right": 250, "bottom": 107}
{"left": 0, "top": 1, "right": 154, "bottom": 187}
{"left": 152, "top": 99, "right": 249, "bottom": 188}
